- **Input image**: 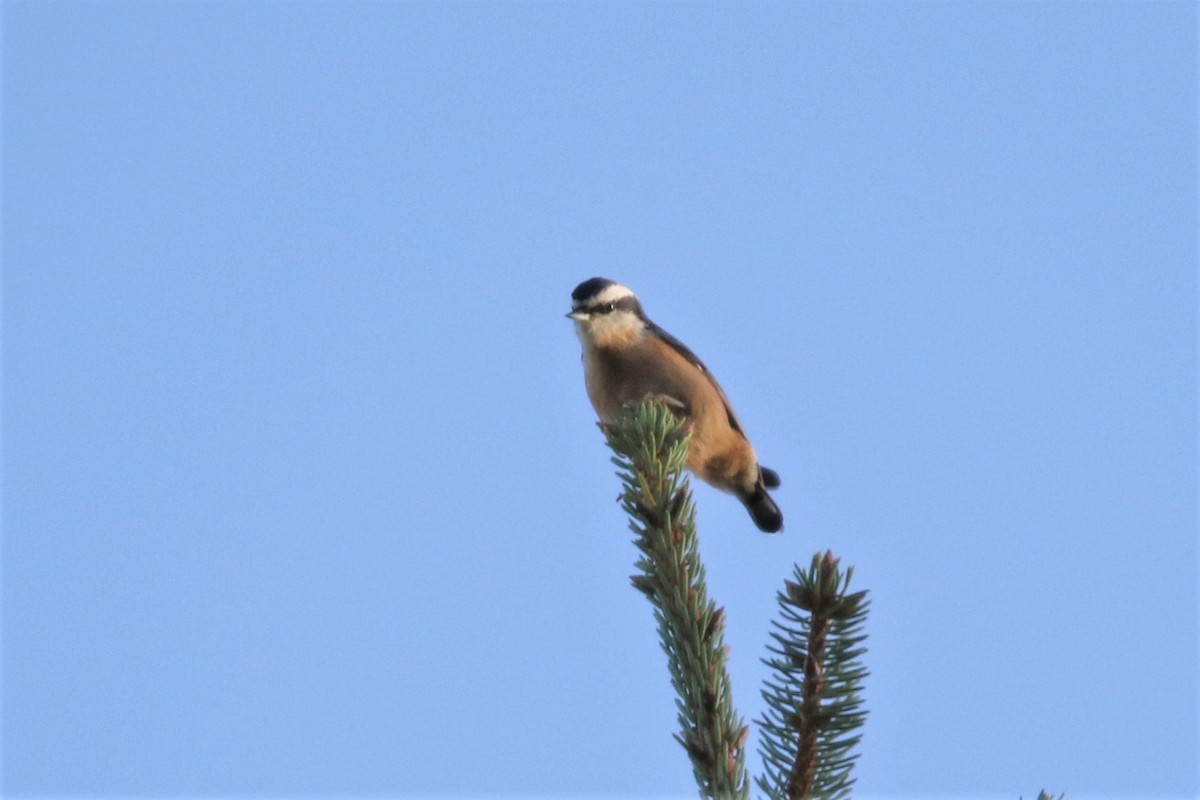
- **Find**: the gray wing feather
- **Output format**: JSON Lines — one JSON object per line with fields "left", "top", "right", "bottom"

{"left": 646, "top": 321, "right": 746, "bottom": 437}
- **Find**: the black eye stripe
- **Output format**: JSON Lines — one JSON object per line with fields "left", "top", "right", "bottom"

{"left": 587, "top": 296, "right": 639, "bottom": 315}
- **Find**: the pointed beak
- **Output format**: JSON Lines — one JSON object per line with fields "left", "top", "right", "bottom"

{"left": 566, "top": 310, "right": 588, "bottom": 321}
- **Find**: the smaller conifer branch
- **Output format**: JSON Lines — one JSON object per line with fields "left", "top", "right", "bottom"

{"left": 757, "top": 551, "right": 869, "bottom": 800}
{"left": 605, "top": 400, "right": 750, "bottom": 800}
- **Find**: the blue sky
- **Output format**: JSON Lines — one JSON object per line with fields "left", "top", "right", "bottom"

{"left": 2, "top": 1, "right": 1196, "bottom": 798}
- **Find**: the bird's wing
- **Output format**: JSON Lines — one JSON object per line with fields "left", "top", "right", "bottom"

{"left": 646, "top": 321, "right": 746, "bottom": 438}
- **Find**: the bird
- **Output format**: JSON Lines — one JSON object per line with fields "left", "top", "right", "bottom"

{"left": 567, "top": 277, "right": 783, "bottom": 533}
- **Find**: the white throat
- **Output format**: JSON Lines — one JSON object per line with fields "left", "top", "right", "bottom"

{"left": 577, "top": 308, "right": 644, "bottom": 347}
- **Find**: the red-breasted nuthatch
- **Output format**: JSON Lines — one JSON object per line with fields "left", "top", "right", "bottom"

{"left": 568, "top": 277, "right": 783, "bottom": 533}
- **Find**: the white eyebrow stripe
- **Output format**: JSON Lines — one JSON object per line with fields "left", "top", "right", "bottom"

{"left": 593, "top": 283, "right": 635, "bottom": 305}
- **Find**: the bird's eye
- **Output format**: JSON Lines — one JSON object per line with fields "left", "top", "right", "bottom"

{"left": 605, "top": 303, "right": 615, "bottom": 313}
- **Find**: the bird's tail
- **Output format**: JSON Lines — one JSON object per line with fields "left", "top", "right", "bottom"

{"left": 740, "top": 471, "right": 783, "bottom": 533}
{"left": 759, "top": 466, "right": 781, "bottom": 489}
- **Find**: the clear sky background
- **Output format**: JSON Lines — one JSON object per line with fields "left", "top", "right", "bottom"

{"left": 2, "top": 2, "right": 1196, "bottom": 798}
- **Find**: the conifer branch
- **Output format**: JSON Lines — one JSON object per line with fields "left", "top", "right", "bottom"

{"left": 757, "top": 551, "right": 869, "bottom": 800}
{"left": 605, "top": 400, "right": 750, "bottom": 800}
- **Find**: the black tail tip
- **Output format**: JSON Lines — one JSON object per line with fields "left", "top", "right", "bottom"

{"left": 759, "top": 466, "right": 781, "bottom": 489}
{"left": 743, "top": 486, "right": 783, "bottom": 534}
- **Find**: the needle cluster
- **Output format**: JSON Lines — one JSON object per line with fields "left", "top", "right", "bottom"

{"left": 604, "top": 400, "right": 750, "bottom": 799}
{"left": 757, "top": 552, "right": 869, "bottom": 800}
{"left": 602, "top": 402, "right": 1059, "bottom": 800}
